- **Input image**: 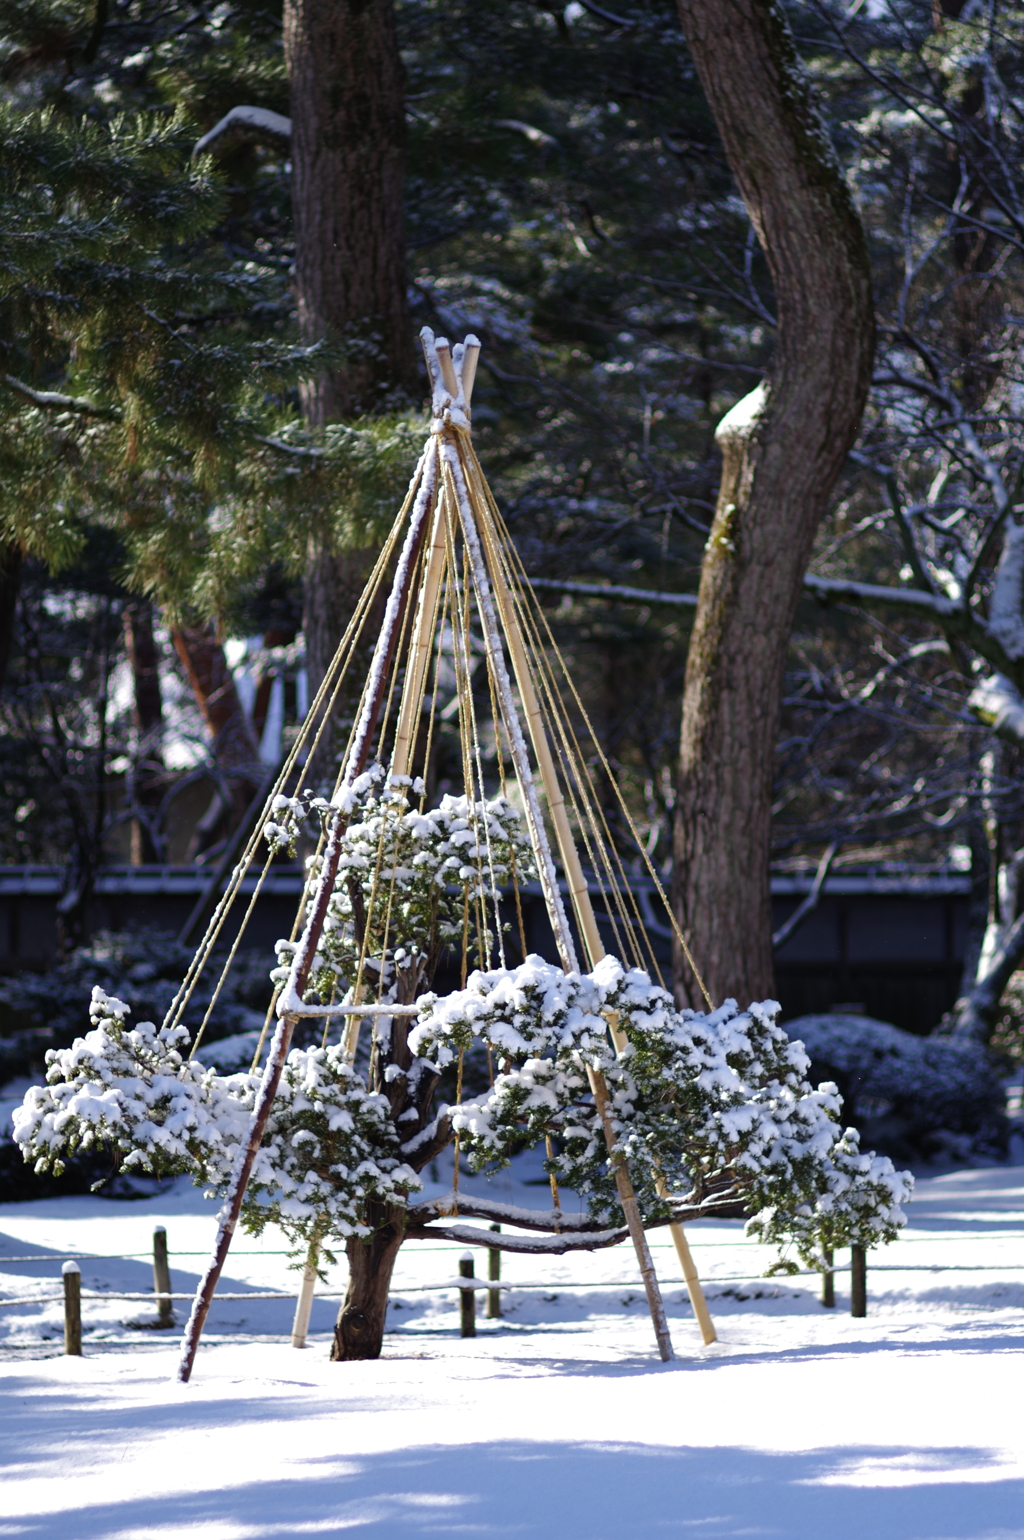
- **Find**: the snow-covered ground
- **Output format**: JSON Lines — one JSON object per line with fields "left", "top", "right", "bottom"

{"left": 1, "top": 1148, "right": 1023, "bottom": 1538}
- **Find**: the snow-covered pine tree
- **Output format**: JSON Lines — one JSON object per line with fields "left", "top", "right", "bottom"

{"left": 15, "top": 770, "right": 913, "bottom": 1359}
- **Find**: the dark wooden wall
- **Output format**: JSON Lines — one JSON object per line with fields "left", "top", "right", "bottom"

{"left": 0, "top": 866, "right": 971, "bottom": 1036}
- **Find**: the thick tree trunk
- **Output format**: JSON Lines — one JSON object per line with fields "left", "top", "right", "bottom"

{"left": 284, "top": 0, "right": 413, "bottom": 422}
{"left": 123, "top": 599, "right": 165, "bottom": 863}
{"left": 671, "top": 0, "right": 875, "bottom": 1007}
{"left": 331, "top": 1203, "right": 406, "bottom": 1360}
{"left": 284, "top": 0, "right": 414, "bottom": 781}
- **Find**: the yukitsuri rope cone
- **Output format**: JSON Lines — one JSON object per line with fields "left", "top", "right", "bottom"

{"left": 175, "top": 329, "right": 717, "bottom": 1381}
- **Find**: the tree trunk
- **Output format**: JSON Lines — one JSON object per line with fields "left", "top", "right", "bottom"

{"left": 284, "top": 0, "right": 415, "bottom": 780}
{"left": 671, "top": 0, "right": 875, "bottom": 1007}
{"left": 171, "top": 621, "right": 261, "bottom": 854}
{"left": 303, "top": 546, "right": 385, "bottom": 793}
{"left": 123, "top": 598, "right": 165, "bottom": 863}
{"left": 0, "top": 542, "right": 22, "bottom": 691}
{"left": 330, "top": 1202, "right": 406, "bottom": 1360}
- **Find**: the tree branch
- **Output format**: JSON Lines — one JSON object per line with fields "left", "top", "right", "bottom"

{"left": 772, "top": 840, "right": 839, "bottom": 950}
{"left": 192, "top": 106, "right": 293, "bottom": 160}
{"left": 404, "top": 1189, "right": 747, "bottom": 1251}
{"left": 3, "top": 375, "right": 120, "bottom": 420}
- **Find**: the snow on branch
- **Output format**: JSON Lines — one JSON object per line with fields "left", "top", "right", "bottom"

{"left": 969, "top": 674, "right": 1024, "bottom": 745}
{"left": 192, "top": 106, "right": 292, "bottom": 160}
{"left": 987, "top": 520, "right": 1024, "bottom": 660}
{"left": 3, "top": 374, "right": 121, "bottom": 420}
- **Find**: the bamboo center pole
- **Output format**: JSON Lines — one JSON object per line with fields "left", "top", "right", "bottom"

{"left": 391, "top": 497, "right": 447, "bottom": 781}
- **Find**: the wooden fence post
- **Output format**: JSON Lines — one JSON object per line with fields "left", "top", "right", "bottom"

{"left": 153, "top": 1226, "right": 173, "bottom": 1327}
{"left": 488, "top": 1224, "right": 501, "bottom": 1319}
{"left": 850, "top": 1244, "right": 867, "bottom": 1317}
{"left": 62, "top": 1261, "right": 82, "bottom": 1356}
{"left": 822, "top": 1247, "right": 835, "bottom": 1309}
{"left": 459, "top": 1252, "right": 476, "bottom": 1338}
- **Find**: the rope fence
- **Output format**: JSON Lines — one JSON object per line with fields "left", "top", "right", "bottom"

{"left": 2, "top": 1224, "right": 1023, "bottom": 1353}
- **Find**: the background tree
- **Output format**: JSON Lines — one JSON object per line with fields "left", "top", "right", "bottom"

{"left": 668, "top": 0, "right": 875, "bottom": 1006}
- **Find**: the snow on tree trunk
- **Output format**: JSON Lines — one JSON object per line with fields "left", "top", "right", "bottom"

{"left": 671, "top": 0, "right": 875, "bottom": 1006}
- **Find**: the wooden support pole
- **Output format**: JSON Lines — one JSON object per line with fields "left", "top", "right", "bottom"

{"left": 448, "top": 442, "right": 674, "bottom": 1364}
{"left": 62, "top": 1261, "right": 82, "bottom": 1356}
{"left": 459, "top": 1252, "right": 476, "bottom": 1337}
{"left": 434, "top": 338, "right": 460, "bottom": 399}
{"left": 291, "top": 1242, "right": 318, "bottom": 1348}
{"left": 851, "top": 1245, "right": 867, "bottom": 1317}
{"left": 464, "top": 467, "right": 712, "bottom": 1348}
{"left": 176, "top": 445, "right": 439, "bottom": 1386}
{"left": 153, "top": 1226, "right": 173, "bottom": 1328}
{"left": 822, "top": 1247, "right": 835, "bottom": 1309}
{"left": 657, "top": 1184, "right": 717, "bottom": 1346}
{"left": 488, "top": 1224, "right": 502, "bottom": 1319}
{"left": 391, "top": 498, "right": 446, "bottom": 781}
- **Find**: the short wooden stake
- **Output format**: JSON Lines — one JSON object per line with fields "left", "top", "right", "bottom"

{"left": 821, "top": 1247, "right": 835, "bottom": 1308}
{"left": 488, "top": 1224, "right": 502, "bottom": 1319}
{"left": 850, "top": 1244, "right": 867, "bottom": 1317}
{"left": 459, "top": 1252, "right": 476, "bottom": 1337}
{"left": 153, "top": 1226, "right": 173, "bottom": 1327}
{"left": 62, "top": 1261, "right": 82, "bottom": 1356}
{"left": 291, "top": 1243, "right": 318, "bottom": 1349}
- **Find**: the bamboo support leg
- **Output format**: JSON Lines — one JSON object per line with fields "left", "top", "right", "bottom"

{"left": 176, "top": 446, "right": 439, "bottom": 1386}
{"left": 588, "top": 1066, "right": 674, "bottom": 1362}
{"left": 451, "top": 451, "right": 673, "bottom": 1361}
{"left": 291, "top": 1244, "right": 319, "bottom": 1348}
{"left": 657, "top": 1188, "right": 716, "bottom": 1345}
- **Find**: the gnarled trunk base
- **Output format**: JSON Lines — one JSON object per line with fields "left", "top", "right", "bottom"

{"left": 331, "top": 1205, "right": 406, "bottom": 1361}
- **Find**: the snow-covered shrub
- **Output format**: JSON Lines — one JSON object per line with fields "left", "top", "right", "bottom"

{"left": 0, "top": 929, "right": 269, "bottom": 1084}
{"left": 12, "top": 987, "right": 245, "bottom": 1181}
{"left": 12, "top": 993, "right": 421, "bottom": 1253}
{"left": 274, "top": 768, "right": 535, "bottom": 1007}
{"left": 791, "top": 1012, "right": 1007, "bottom": 1158}
{"left": 410, "top": 954, "right": 912, "bottom": 1265}
{"left": 224, "top": 1044, "right": 421, "bottom": 1261}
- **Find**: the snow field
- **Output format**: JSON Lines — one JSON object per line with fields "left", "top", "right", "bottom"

{"left": 1, "top": 1157, "right": 1022, "bottom": 1538}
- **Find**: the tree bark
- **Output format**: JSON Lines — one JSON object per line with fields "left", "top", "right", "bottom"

{"left": 671, "top": 0, "right": 875, "bottom": 1007}
{"left": 123, "top": 598, "right": 165, "bottom": 863}
{"left": 331, "top": 1201, "right": 406, "bottom": 1360}
{"left": 284, "top": 0, "right": 415, "bottom": 782}
{"left": 171, "top": 621, "right": 261, "bottom": 854}
{"left": 0, "top": 542, "right": 21, "bottom": 691}
{"left": 284, "top": 0, "right": 413, "bottom": 423}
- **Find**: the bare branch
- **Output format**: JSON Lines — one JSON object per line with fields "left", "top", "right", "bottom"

{"left": 772, "top": 840, "right": 839, "bottom": 950}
